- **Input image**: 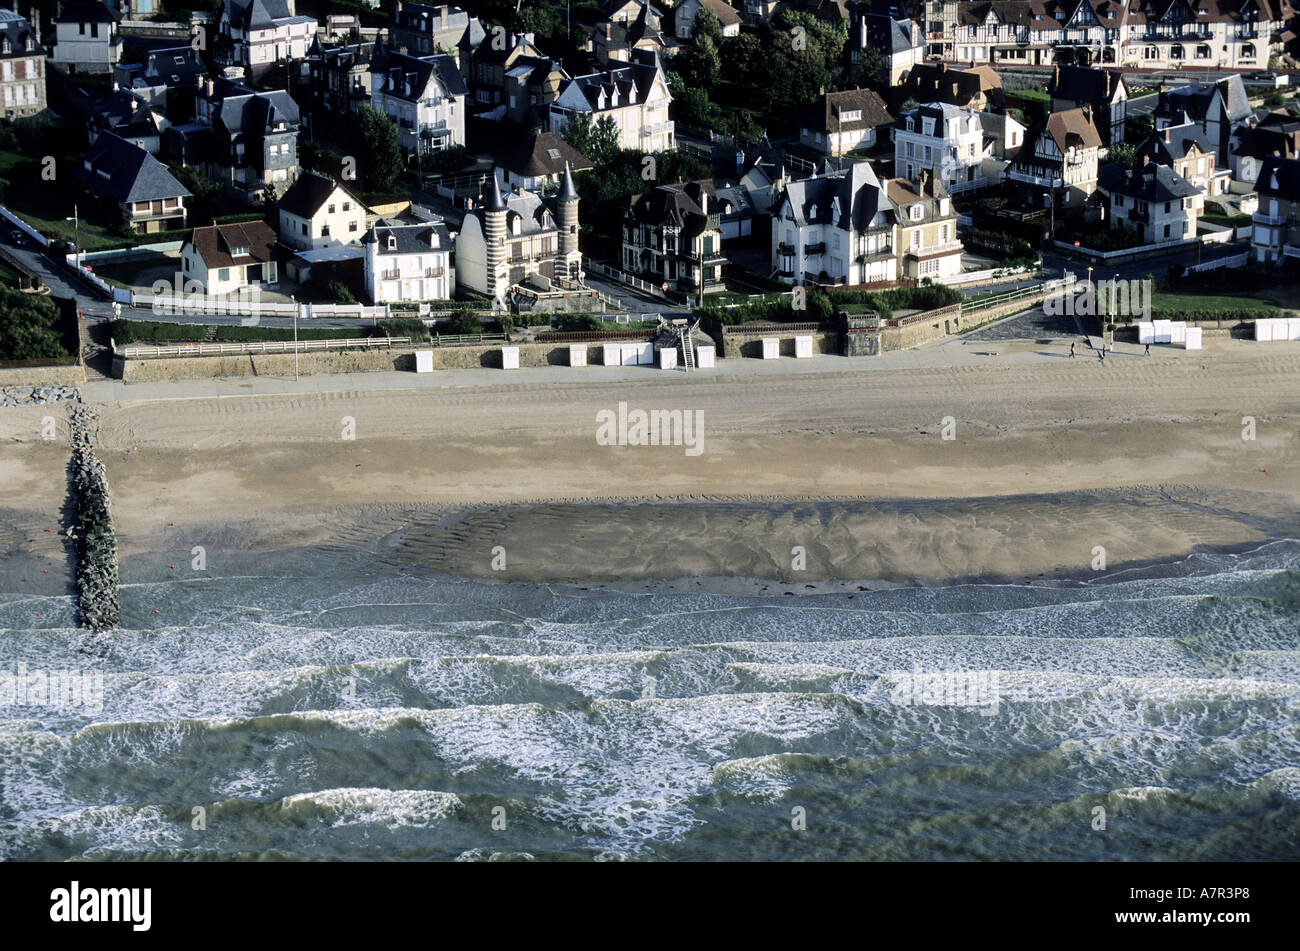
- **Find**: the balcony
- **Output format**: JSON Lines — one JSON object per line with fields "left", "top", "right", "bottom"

{"left": 1254, "top": 212, "right": 1287, "bottom": 226}
{"left": 777, "top": 242, "right": 795, "bottom": 254}
{"left": 424, "top": 267, "right": 444, "bottom": 277}
{"left": 803, "top": 242, "right": 826, "bottom": 256}
{"left": 1129, "top": 208, "right": 1150, "bottom": 224}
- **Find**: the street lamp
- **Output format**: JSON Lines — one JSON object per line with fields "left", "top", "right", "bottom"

{"left": 291, "top": 293, "right": 299, "bottom": 382}
{"left": 65, "top": 204, "right": 80, "bottom": 270}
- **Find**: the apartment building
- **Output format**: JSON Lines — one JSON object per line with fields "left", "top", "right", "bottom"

{"left": 936, "top": 0, "right": 1284, "bottom": 71}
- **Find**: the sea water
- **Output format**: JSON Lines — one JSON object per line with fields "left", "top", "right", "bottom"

{"left": 2, "top": 541, "right": 1298, "bottom": 860}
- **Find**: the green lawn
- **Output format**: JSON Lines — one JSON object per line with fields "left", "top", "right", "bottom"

{"left": 1152, "top": 292, "right": 1277, "bottom": 313}
{"left": 0, "top": 150, "right": 123, "bottom": 250}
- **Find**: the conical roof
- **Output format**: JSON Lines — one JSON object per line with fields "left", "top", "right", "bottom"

{"left": 558, "top": 161, "right": 579, "bottom": 201}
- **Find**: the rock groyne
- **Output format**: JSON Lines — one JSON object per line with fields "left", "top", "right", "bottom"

{"left": 67, "top": 401, "right": 119, "bottom": 632}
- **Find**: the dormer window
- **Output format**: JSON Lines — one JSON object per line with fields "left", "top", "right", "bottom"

{"left": 840, "top": 109, "right": 861, "bottom": 123}
{"left": 910, "top": 204, "right": 923, "bottom": 221}
{"left": 387, "top": 234, "right": 397, "bottom": 250}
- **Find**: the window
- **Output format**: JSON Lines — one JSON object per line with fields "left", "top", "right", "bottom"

{"left": 328, "top": 204, "right": 336, "bottom": 214}
{"left": 342, "top": 202, "right": 350, "bottom": 211}
{"left": 840, "top": 109, "right": 861, "bottom": 123}
{"left": 1163, "top": 224, "right": 1171, "bottom": 238}
{"left": 349, "top": 221, "right": 358, "bottom": 232}
{"left": 301, "top": 223, "right": 308, "bottom": 235}
{"left": 322, "top": 224, "right": 330, "bottom": 236}
{"left": 218, "top": 267, "right": 230, "bottom": 281}
{"left": 1164, "top": 201, "right": 1171, "bottom": 213}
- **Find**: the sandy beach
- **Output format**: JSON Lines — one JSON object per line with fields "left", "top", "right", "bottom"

{"left": 2, "top": 350, "right": 1298, "bottom": 587}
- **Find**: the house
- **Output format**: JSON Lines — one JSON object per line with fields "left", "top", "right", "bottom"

{"left": 1137, "top": 123, "right": 1227, "bottom": 198}
{"left": 622, "top": 179, "right": 726, "bottom": 293}
{"left": 0, "top": 8, "right": 44, "bottom": 119}
{"left": 302, "top": 38, "right": 373, "bottom": 121}
{"left": 799, "top": 87, "right": 893, "bottom": 158}
{"left": 194, "top": 77, "right": 301, "bottom": 203}
{"left": 594, "top": 1, "right": 676, "bottom": 66}
{"left": 1233, "top": 110, "right": 1300, "bottom": 186}
{"left": 886, "top": 170, "right": 964, "bottom": 280}
{"left": 388, "top": 2, "right": 474, "bottom": 57}
{"left": 369, "top": 44, "right": 467, "bottom": 153}
{"left": 49, "top": 0, "right": 121, "bottom": 74}
{"left": 890, "top": 61, "right": 1003, "bottom": 113}
{"left": 851, "top": 11, "right": 924, "bottom": 86}
{"left": 770, "top": 161, "right": 897, "bottom": 287}
{"left": 893, "top": 102, "right": 990, "bottom": 194}
{"left": 550, "top": 49, "right": 674, "bottom": 153}
{"left": 715, "top": 183, "right": 757, "bottom": 240}
{"left": 277, "top": 171, "right": 367, "bottom": 251}
{"left": 1097, "top": 157, "right": 1203, "bottom": 245}
{"left": 497, "top": 130, "right": 592, "bottom": 192}
{"left": 75, "top": 131, "right": 190, "bottom": 233}
{"left": 1153, "top": 76, "right": 1254, "bottom": 166}
{"left": 216, "top": 0, "right": 317, "bottom": 79}
{"left": 181, "top": 220, "right": 280, "bottom": 293}
{"left": 1007, "top": 106, "right": 1103, "bottom": 209}
{"left": 362, "top": 215, "right": 456, "bottom": 303}
{"left": 675, "top": 0, "right": 742, "bottom": 39}
{"left": 456, "top": 169, "right": 582, "bottom": 301}
{"left": 1047, "top": 65, "right": 1127, "bottom": 147}
{"left": 88, "top": 88, "right": 168, "bottom": 153}
{"left": 1252, "top": 155, "right": 1300, "bottom": 265}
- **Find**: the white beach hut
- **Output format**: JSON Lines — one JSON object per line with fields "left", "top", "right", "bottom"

{"left": 761, "top": 337, "right": 779, "bottom": 360}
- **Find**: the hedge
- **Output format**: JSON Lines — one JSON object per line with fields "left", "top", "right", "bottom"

{"left": 1150, "top": 308, "right": 1280, "bottom": 324}
{"left": 108, "top": 319, "right": 372, "bottom": 344}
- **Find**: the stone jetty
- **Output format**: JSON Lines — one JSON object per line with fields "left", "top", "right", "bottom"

{"left": 67, "top": 401, "right": 119, "bottom": 632}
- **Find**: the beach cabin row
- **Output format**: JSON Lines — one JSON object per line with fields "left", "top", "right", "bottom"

{"left": 1136, "top": 321, "right": 1200, "bottom": 350}
{"left": 1255, "top": 317, "right": 1300, "bottom": 341}
{"left": 759, "top": 336, "right": 815, "bottom": 359}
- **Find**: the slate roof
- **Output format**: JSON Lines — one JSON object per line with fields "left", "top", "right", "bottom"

{"left": 370, "top": 49, "right": 466, "bottom": 101}
{"left": 1140, "top": 122, "right": 1216, "bottom": 164}
{"left": 76, "top": 132, "right": 190, "bottom": 203}
{"left": 1098, "top": 160, "right": 1202, "bottom": 201}
{"left": 469, "top": 180, "right": 560, "bottom": 236}
{"left": 362, "top": 216, "right": 454, "bottom": 254}
{"left": 1049, "top": 65, "right": 1125, "bottom": 104}
{"left": 209, "top": 81, "right": 300, "bottom": 136}
{"left": 0, "top": 10, "right": 42, "bottom": 58}
{"left": 54, "top": 0, "right": 120, "bottom": 24}
{"left": 1234, "top": 110, "right": 1300, "bottom": 160}
{"left": 777, "top": 161, "right": 890, "bottom": 232}
{"left": 89, "top": 90, "right": 163, "bottom": 139}
{"left": 226, "top": 0, "right": 296, "bottom": 30}
{"left": 627, "top": 180, "right": 716, "bottom": 237}
{"left": 561, "top": 49, "right": 664, "bottom": 113}
{"left": 1255, "top": 155, "right": 1300, "bottom": 199}
{"left": 862, "top": 13, "right": 918, "bottom": 55}
{"left": 187, "top": 220, "right": 278, "bottom": 268}
{"left": 497, "top": 131, "right": 592, "bottom": 178}
{"left": 141, "top": 46, "right": 206, "bottom": 87}
{"left": 278, "top": 171, "right": 363, "bottom": 219}
{"left": 695, "top": 0, "right": 742, "bottom": 27}
{"left": 892, "top": 62, "right": 1002, "bottom": 111}
{"left": 808, "top": 87, "right": 893, "bottom": 136}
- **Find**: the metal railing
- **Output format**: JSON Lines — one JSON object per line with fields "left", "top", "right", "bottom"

{"left": 119, "top": 337, "right": 411, "bottom": 359}
{"left": 964, "top": 276, "right": 1075, "bottom": 315}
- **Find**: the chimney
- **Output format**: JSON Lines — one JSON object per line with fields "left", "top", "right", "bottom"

{"left": 440, "top": 5, "right": 447, "bottom": 29}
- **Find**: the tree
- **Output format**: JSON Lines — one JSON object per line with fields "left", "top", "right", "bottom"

{"left": 350, "top": 105, "right": 404, "bottom": 193}
{"left": 590, "top": 116, "right": 620, "bottom": 166}
{"left": 1107, "top": 142, "right": 1137, "bottom": 169}
{"left": 0, "top": 287, "right": 69, "bottom": 361}
{"left": 691, "top": 33, "right": 722, "bottom": 89}
{"left": 563, "top": 111, "right": 594, "bottom": 160}
{"left": 722, "top": 32, "right": 762, "bottom": 87}
{"left": 693, "top": 8, "right": 723, "bottom": 48}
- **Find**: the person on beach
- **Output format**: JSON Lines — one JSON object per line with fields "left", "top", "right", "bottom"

{"left": 1145, "top": 343, "right": 1151, "bottom": 356}
{"left": 1070, "top": 342, "right": 1076, "bottom": 358}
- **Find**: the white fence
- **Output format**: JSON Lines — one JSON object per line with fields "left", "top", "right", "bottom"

{"left": 118, "top": 336, "right": 412, "bottom": 359}
{"left": 940, "top": 263, "right": 1037, "bottom": 287}
{"left": 583, "top": 257, "right": 666, "bottom": 299}
{"left": 0, "top": 205, "right": 48, "bottom": 247}
{"left": 1186, "top": 251, "right": 1248, "bottom": 274}
{"left": 132, "top": 292, "right": 390, "bottom": 320}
